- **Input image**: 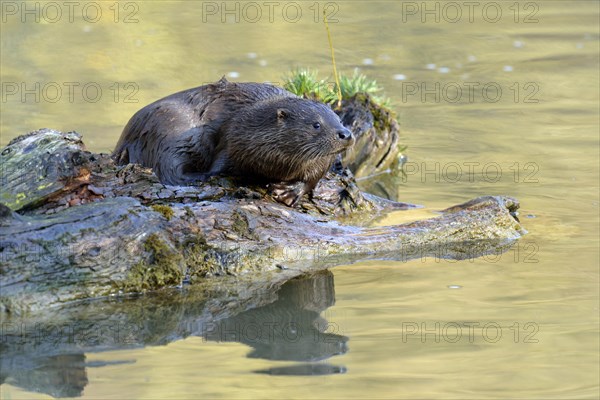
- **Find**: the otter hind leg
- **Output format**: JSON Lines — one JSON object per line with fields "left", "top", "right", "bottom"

{"left": 179, "top": 170, "right": 227, "bottom": 184}
{"left": 113, "top": 146, "right": 129, "bottom": 165}
{"left": 268, "top": 181, "right": 309, "bottom": 207}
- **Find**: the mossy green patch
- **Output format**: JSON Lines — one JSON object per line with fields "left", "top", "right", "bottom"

{"left": 283, "top": 68, "right": 331, "bottom": 100}
{"left": 184, "top": 241, "right": 224, "bottom": 281}
{"left": 184, "top": 206, "right": 195, "bottom": 219}
{"left": 182, "top": 235, "right": 272, "bottom": 282}
{"left": 151, "top": 204, "right": 174, "bottom": 221}
{"left": 123, "top": 233, "right": 183, "bottom": 292}
{"left": 182, "top": 236, "right": 247, "bottom": 281}
{"left": 283, "top": 68, "right": 392, "bottom": 109}
{"left": 231, "top": 210, "right": 259, "bottom": 241}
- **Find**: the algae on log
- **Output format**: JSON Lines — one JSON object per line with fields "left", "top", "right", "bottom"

{"left": 0, "top": 126, "right": 525, "bottom": 315}
{"left": 0, "top": 130, "right": 92, "bottom": 210}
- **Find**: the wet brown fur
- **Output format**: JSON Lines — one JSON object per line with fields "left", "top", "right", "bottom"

{"left": 113, "top": 78, "right": 354, "bottom": 206}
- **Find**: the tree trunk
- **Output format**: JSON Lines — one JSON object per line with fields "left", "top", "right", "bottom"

{"left": 1, "top": 125, "right": 525, "bottom": 315}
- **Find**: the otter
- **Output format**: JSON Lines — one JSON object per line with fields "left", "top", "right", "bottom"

{"left": 113, "top": 77, "right": 354, "bottom": 206}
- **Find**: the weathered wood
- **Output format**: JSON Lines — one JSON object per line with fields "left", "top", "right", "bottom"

{"left": 0, "top": 126, "right": 525, "bottom": 394}
{"left": 0, "top": 125, "right": 525, "bottom": 315}
{"left": 337, "top": 94, "right": 402, "bottom": 177}
{"left": 0, "top": 130, "right": 92, "bottom": 211}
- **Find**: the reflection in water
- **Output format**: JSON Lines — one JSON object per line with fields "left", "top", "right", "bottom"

{"left": 254, "top": 364, "right": 347, "bottom": 376}
{"left": 202, "top": 270, "right": 348, "bottom": 362}
{"left": 1, "top": 0, "right": 598, "bottom": 397}
{"left": 0, "top": 271, "right": 346, "bottom": 397}
{"left": 1, "top": 354, "right": 88, "bottom": 398}
{"left": 0, "top": 239, "right": 521, "bottom": 397}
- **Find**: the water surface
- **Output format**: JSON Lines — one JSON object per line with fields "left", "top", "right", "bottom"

{"left": 1, "top": 1, "right": 598, "bottom": 398}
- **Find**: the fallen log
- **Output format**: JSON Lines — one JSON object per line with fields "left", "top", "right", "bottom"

{"left": 0, "top": 127, "right": 525, "bottom": 315}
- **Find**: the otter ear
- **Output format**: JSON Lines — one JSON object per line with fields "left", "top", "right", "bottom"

{"left": 277, "top": 109, "right": 289, "bottom": 120}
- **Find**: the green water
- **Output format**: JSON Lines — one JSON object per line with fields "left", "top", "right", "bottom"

{"left": 1, "top": 1, "right": 598, "bottom": 399}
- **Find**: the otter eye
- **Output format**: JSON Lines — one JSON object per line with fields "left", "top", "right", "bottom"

{"left": 313, "top": 122, "right": 321, "bottom": 130}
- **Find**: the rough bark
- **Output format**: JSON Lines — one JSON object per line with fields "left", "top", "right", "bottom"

{"left": 337, "top": 93, "right": 403, "bottom": 177}
{"left": 0, "top": 94, "right": 527, "bottom": 397}
{"left": 1, "top": 126, "right": 525, "bottom": 315}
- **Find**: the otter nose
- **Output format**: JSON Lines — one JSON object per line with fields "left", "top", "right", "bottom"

{"left": 337, "top": 128, "right": 353, "bottom": 141}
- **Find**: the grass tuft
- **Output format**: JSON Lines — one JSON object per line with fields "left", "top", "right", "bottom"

{"left": 283, "top": 68, "right": 392, "bottom": 108}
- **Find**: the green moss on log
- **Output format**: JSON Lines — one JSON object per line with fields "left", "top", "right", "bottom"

{"left": 283, "top": 68, "right": 393, "bottom": 110}
{"left": 123, "top": 233, "right": 183, "bottom": 292}
{"left": 151, "top": 204, "right": 174, "bottom": 221}
{"left": 184, "top": 239, "right": 224, "bottom": 281}
{"left": 231, "top": 210, "right": 259, "bottom": 240}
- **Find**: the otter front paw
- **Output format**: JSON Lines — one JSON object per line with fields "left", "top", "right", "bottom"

{"left": 268, "top": 182, "right": 306, "bottom": 207}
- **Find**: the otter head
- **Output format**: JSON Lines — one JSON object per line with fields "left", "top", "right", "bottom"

{"left": 227, "top": 96, "right": 355, "bottom": 186}
{"left": 273, "top": 98, "right": 355, "bottom": 158}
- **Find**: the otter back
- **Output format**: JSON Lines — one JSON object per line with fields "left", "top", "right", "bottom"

{"left": 113, "top": 77, "right": 354, "bottom": 206}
